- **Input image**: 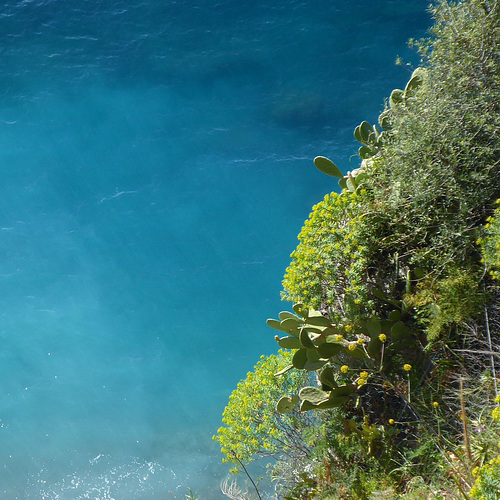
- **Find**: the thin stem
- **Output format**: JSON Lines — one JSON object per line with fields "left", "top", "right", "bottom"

{"left": 231, "top": 451, "right": 262, "bottom": 500}
{"left": 379, "top": 342, "right": 385, "bottom": 372}
{"left": 484, "top": 305, "right": 498, "bottom": 399}
{"left": 459, "top": 377, "right": 473, "bottom": 477}
{"left": 435, "top": 407, "right": 441, "bottom": 444}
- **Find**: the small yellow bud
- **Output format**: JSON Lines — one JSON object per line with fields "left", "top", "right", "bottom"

{"left": 403, "top": 364, "right": 412, "bottom": 372}
{"left": 492, "top": 406, "right": 500, "bottom": 421}
{"left": 357, "top": 338, "right": 365, "bottom": 345}
{"left": 336, "top": 335, "right": 344, "bottom": 341}
{"left": 378, "top": 334, "right": 387, "bottom": 343}
{"left": 359, "top": 371, "right": 369, "bottom": 379}
{"left": 388, "top": 419, "right": 395, "bottom": 425}
{"left": 340, "top": 365, "right": 349, "bottom": 374}
{"left": 348, "top": 343, "right": 356, "bottom": 351}
{"left": 432, "top": 401, "right": 439, "bottom": 408}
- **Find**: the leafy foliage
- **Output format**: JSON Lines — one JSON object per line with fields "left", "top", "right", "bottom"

{"left": 470, "top": 400, "right": 500, "bottom": 499}
{"left": 217, "top": 1, "right": 500, "bottom": 497}
{"left": 482, "top": 200, "right": 500, "bottom": 280}
{"left": 372, "top": 0, "right": 500, "bottom": 275}
{"left": 471, "top": 455, "right": 500, "bottom": 500}
{"left": 405, "top": 267, "right": 486, "bottom": 342}
{"left": 268, "top": 303, "right": 422, "bottom": 418}
{"left": 213, "top": 351, "right": 315, "bottom": 472}
{"left": 282, "top": 189, "right": 374, "bottom": 315}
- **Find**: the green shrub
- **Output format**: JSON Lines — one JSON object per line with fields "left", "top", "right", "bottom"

{"left": 481, "top": 200, "right": 500, "bottom": 281}
{"left": 471, "top": 456, "right": 500, "bottom": 499}
{"left": 405, "top": 267, "right": 486, "bottom": 342}
{"left": 213, "top": 350, "right": 315, "bottom": 472}
{"left": 282, "top": 189, "right": 371, "bottom": 314}
{"left": 371, "top": 0, "right": 500, "bottom": 276}
{"left": 281, "top": 185, "right": 397, "bottom": 324}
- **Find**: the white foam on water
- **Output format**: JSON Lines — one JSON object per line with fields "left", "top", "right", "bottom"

{"left": 28, "top": 455, "right": 181, "bottom": 499}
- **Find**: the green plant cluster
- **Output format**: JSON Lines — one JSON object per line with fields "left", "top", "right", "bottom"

{"left": 267, "top": 302, "right": 420, "bottom": 416}
{"left": 282, "top": 189, "right": 376, "bottom": 318}
{"left": 470, "top": 397, "right": 500, "bottom": 499}
{"left": 371, "top": 0, "right": 500, "bottom": 275}
{"left": 481, "top": 200, "right": 500, "bottom": 281}
{"left": 215, "top": 0, "right": 500, "bottom": 498}
{"left": 213, "top": 350, "right": 315, "bottom": 473}
{"left": 471, "top": 455, "right": 500, "bottom": 500}
{"left": 405, "top": 268, "right": 486, "bottom": 342}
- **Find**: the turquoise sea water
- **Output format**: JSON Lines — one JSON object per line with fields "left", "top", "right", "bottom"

{"left": 0, "top": 1, "right": 430, "bottom": 497}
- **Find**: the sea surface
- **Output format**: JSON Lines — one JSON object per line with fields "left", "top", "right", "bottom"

{"left": 0, "top": 1, "right": 430, "bottom": 498}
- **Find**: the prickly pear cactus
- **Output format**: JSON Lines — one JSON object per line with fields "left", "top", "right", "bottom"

{"left": 270, "top": 303, "right": 417, "bottom": 413}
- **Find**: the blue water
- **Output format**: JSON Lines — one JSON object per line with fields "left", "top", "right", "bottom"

{"left": 0, "top": 1, "right": 430, "bottom": 497}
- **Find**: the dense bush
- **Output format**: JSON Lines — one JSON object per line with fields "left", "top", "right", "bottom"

{"left": 213, "top": 350, "right": 316, "bottom": 473}
{"left": 471, "top": 455, "right": 500, "bottom": 500}
{"left": 482, "top": 200, "right": 500, "bottom": 281}
{"left": 281, "top": 188, "right": 377, "bottom": 319}
{"left": 375, "top": 0, "right": 500, "bottom": 275}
